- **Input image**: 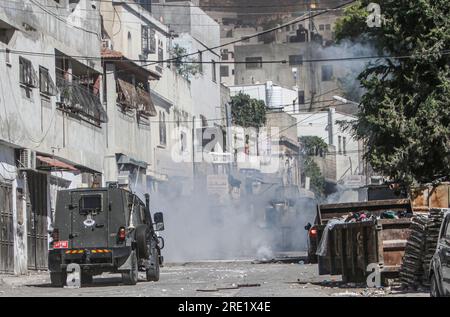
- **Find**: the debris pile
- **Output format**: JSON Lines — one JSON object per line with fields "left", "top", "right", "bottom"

{"left": 422, "top": 208, "right": 445, "bottom": 286}
{"left": 399, "top": 208, "right": 446, "bottom": 289}
{"left": 399, "top": 215, "right": 427, "bottom": 288}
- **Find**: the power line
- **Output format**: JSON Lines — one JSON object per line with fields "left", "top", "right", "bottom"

{"left": 109, "top": 1, "right": 357, "bottom": 74}
{"left": 3, "top": 48, "right": 449, "bottom": 65}
{"left": 1, "top": 0, "right": 353, "bottom": 10}
{"left": 0, "top": 2, "right": 318, "bottom": 22}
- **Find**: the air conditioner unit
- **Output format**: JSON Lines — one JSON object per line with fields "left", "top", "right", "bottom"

{"left": 18, "top": 149, "right": 36, "bottom": 170}
{"left": 102, "top": 39, "right": 113, "bottom": 50}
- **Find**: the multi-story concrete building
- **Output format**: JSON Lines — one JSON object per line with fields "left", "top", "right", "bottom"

{"left": 293, "top": 108, "right": 365, "bottom": 190}
{"left": 0, "top": 0, "right": 105, "bottom": 274}
{"left": 151, "top": 1, "right": 223, "bottom": 190}
{"left": 233, "top": 41, "right": 351, "bottom": 113}
{"left": 100, "top": 0, "right": 191, "bottom": 197}
{"left": 199, "top": 0, "right": 345, "bottom": 88}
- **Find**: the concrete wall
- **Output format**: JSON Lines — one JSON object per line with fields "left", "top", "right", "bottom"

{"left": 234, "top": 42, "right": 346, "bottom": 111}
{"left": 172, "top": 33, "right": 221, "bottom": 122}
{"left": 0, "top": 1, "right": 106, "bottom": 275}
{"left": 0, "top": 0, "right": 105, "bottom": 172}
{"left": 101, "top": 1, "right": 195, "bottom": 188}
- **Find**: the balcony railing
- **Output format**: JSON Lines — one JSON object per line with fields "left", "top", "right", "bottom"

{"left": 56, "top": 76, "right": 108, "bottom": 124}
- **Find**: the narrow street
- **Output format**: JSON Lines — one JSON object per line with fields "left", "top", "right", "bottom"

{"left": 0, "top": 261, "right": 428, "bottom": 297}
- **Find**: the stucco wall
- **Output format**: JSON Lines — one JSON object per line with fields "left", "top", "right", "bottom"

{"left": 0, "top": 0, "right": 105, "bottom": 172}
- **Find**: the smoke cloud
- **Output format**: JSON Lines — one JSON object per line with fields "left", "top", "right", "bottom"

{"left": 150, "top": 177, "right": 317, "bottom": 262}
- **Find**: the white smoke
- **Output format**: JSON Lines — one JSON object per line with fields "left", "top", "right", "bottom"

{"left": 150, "top": 177, "right": 317, "bottom": 262}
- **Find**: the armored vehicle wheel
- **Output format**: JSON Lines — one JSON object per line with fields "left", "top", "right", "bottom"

{"left": 122, "top": 251, "right": 138, "bottom": 285}
{"left": 146, "top": 250, "right": 160, "bottom": 282}
{"left": 135, "top": 225, "right": 150, "bottom": 259}
{"left": 50, "top": 272, "right": 67, "bottom": 287}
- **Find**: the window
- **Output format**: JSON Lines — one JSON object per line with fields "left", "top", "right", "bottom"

{"left": 141, "top": 26, "right": 156, "bottom": 55}
{"left": 180, "top": 131, "right": 187, "bottom": 153}
{"left": 338, "top": 136, "right": 342, "bottom": 155}
{"left": 212, "top": 60, "right": 217, "bottom": 82}
{"left": 221, "top": 49, "right": 229, "bottom": 61}
{"left": 220, "top": 65, "right": 229, "bottom": 77}
{"left": 298, "top": 90, "right": 305, "bottom": 105}
{"left": 80, "top": 195, "right": 102, "bottom": 215}
{"left": 138, "top": 0, "right": 152, "bottom": 12}
{"left": 289, "top": 54, "right": 303, "bottom": 65}
{"left": 321, "top": 65, "right": 333, "bottom": 81}
{"left": 319, "top": 24, "right": 325, "bottom": 31}
{"left": 5, "top": 48, "right": 11, "bottom": 66}
{"left": 127, "top": 32, "right": 132, "bottom": 57}
{"left": 156, "top": 43, "right": 163, "bottom": 73}
{"left": 245, "top": 57, "right": 262, "bottom": 69}
{"left": 141, "top": 26, "right": 148, "bottom": 55}
{"left": 325, "top": 24, "right": 331, "bottom": 30}
{"left": 19, "top": 57, "right": 38, "bottom": 87}
{"left": 343, "top": 137, "right": 347, "bottom": 155}
{"left": 39, "top": 66, "right": 57, "bottom": 96}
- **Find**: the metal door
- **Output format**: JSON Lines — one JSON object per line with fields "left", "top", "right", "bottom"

{"left": 27, "top": 172, "right": 48, "bottom": 270}
{"left": 70, "top": 190, "right": 109, "bottom": 249}
{"left": 0, "top": 183, "right": 14, "bottom": 274}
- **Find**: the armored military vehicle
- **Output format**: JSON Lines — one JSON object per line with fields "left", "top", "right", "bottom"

{"left": 48, "top": 186, "right": 164, "bottom": 287}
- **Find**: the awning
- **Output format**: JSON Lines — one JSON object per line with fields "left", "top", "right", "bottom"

{"left": 116, "top": 153, "right": 148, "bottom": 169}
{"left": 136, "top": 86, "right": 157, "bottom": 117}
{"left": 36, "top": 156, "right": 78, "bottom": 172}
{"left": 117, "top": 79, "right": 137, "bottom": 109}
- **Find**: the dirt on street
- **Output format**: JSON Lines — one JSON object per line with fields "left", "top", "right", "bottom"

{"left": 0, "top": 261, "right": 429, "bottom": 297}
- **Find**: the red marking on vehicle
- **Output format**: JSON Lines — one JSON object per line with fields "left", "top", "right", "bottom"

{"left": 53, "top": 240, "right": 68, "bottom": 249}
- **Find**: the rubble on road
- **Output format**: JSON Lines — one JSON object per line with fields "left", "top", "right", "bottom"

{"left": 196, "top": 283, "right": 261, "bottom": 292}
{"left": 331, "top": 287, "right": 392, "bottom": 297}
{"left": 399, "top": 208, "right": 446, "bottom": 289}
{"left": 331, "top": 291, "right": 361, "bottom": 297}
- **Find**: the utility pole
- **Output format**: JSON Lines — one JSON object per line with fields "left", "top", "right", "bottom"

{"left": 307, "top": 1, "right": 317, "bottom": 111}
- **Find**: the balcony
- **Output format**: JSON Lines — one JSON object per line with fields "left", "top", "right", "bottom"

{"left": 56, "top": 75, "right": 107, "bottom": 125}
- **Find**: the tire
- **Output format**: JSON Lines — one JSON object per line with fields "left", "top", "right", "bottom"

{"left": 122, "top": 251, "right": 139, "bottom": 285}
{"left": 81, "top": 272, "right": 93, "bottom": 285}
{"left": 430, "top": 273, "right": 441, "bottom": 297}
{"left": 146, "top": 249, "right": 160, "bottom": 282}
{"left": 50, "top": 272, "right": 67, "bottom": 287}
{"left": 135, "top": 225, "right": 150, "bottom": 259}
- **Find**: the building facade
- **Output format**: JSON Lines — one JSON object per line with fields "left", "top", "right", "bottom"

{"left": 293, "top": 108, "right": 365, "bottom": 188}
{"left": 0, "top": 0, "right": 105, "bottom": 274}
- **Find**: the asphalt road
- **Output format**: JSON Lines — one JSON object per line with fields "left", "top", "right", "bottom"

{"left": 0, "top": 261, "right": 429, "bottom": 297}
